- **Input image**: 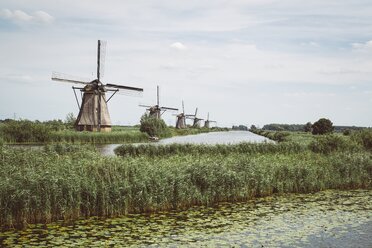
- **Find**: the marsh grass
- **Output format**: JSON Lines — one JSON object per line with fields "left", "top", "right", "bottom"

{"left": 49, "top": 130, "right": 149, "bottom": 144}
{"left": 114, "top": 142, "right": 306, "bottom": 157}
{"left": 1, "top": 144, "right": 370, "bottom": 229}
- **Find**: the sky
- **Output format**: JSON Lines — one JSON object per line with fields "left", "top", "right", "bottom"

{"left": 0, "top": 0, "right": 371, "bottom": 127}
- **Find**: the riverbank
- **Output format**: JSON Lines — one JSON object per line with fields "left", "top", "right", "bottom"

{"left": 0, "top": 120, "right": 228, "bottom": 144}
{"left": 1, "top": 142, "right": 370, "bottom": 229}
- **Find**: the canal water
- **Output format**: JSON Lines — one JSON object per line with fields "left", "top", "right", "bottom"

{"left": 96, "top": 131, "right": 272, "bottom": 156}
{"left": 1, "top": 190, "right": 370, "bottom": 247}
{"left": 9, "top": 131, "right": 271, "bottom": 156}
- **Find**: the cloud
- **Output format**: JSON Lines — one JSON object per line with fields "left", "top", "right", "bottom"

{"left": 352, "top": 40, "right": 372, "bottom": 50}
{"left": 0, "top": 74, "right": 35, "bottom": 84}
{"left": 33, "top": 11, "right": 54, "bottom": 23}
{"left": 0, "top": 8, "right": 54, "bottom": 24}
{"left": 170, "top": 42, "right": 187, "bottom": 51}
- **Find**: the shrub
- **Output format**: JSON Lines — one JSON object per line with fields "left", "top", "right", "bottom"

{"left": 351, "top": 129, "right": 372, "bottom": 151}
{"left": 308, "top": 134, "right": 359, "bottom": 154}
{"left": 1, "top": 120, "right": 52, "bottom": 143}
{"left": 312, "top": 118, "right": 334, "bottom": 135}
{"left": 140, "top": 114, "right": 170, "bottom": 137}
{"left": 343, "top": 129, "right": 351, "bottom": 136}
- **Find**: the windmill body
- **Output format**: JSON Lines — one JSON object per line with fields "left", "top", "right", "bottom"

{"left": 175, "top": 101, "right": 186, "bottom": 129}
{"left": 52, "top": 40, "right": 143, "bottom": 132}
{"left": 75, "top": 84, "right": 111, "bottom": 132}
{"left": 176, "top": 113, "right": 186, "bottom": 129}
{"left": 204, "top": 112, "right": 217, "bottom": 129}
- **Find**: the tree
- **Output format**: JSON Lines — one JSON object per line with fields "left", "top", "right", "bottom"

{"left": 312, "top": 118, "right": 334, "bottom": 135}
{"left": 65, "top": 113, "right": 76, "bottom": 129}
{"left": 140, "top": 113, "right": 169, "bottom": 137}
{"left": 304, "top": 122, "right": 312, "bottom": 132}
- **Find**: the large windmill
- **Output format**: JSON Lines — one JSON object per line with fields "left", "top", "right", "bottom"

{"left": 186, "top": 108, "right": 204, "bottom": 128}
{"left": 52, "top": 40, "right": 143, "bottom": 132}
{"left": 175, "top": 100, "right": 187, "bottom": 129}
{"left": 139, "top": 85, "right": 178, "bottom": 119}
{"left": 204, "top": 112, "right": 217, "bottom": 128}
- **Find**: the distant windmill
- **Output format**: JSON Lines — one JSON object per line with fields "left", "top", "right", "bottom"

{"left": 175, "top": 100, "right": 186, "bottom": 129}
{"left": 139, "top": 85, "right": 178, "bottom": 119}
{"left": 186, "top": 108, "right": 204, "bottom": 128}
{"left": 204, "top": 112, "right": 217, "bottom": 128}
{"left": 51, "top": 40, "right": 143, "bottom": 132}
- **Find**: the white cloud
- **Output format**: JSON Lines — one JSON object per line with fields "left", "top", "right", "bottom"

{"left": 170, "top": 42, "right": 187, "bottom": 51}
{"left": 0, "top": 8, "right": 54, "bottom": 24}
{"left": 352, "top": 40, "right": 372, "bottom": 50}
{"left": 33, "top": 10, "right": 54, "bottom": 23}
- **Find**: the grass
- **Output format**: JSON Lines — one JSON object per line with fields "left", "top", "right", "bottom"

{"left": 0, "top": 142, "right": 371, "bottom": 229}
{"left": 114, "top": 142, "right": 306, "bottom": 157}
{"left": 49, "top": 129, "right": 149, "bottom": 144}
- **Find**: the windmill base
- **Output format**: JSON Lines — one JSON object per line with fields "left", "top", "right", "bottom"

{"left": 76, "top": 125, "right": 112, "bottom": 132}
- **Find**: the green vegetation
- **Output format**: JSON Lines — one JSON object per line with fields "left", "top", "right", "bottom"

{"left": 351, "top": 129, "right": 372, "bottom": 151}
{"left": 262, "top": 122, "right": 365, "bottom": 133}
{"left": 114, "top": 142, "right": 305, "bottom": 157}
{"left": 250, "top": 129, "right": 292, "bottom": 143}
{"left": 0, "top": 120, "right": 149, "bottom": 144}
{"left": 140, "top": 114, "right": 171, "bottom": 137}
{"left": 1, "top": 136, "right": 371, "bottom": 228}
{"left": 50, "top": 129, "right": 148, "bottom": 144}
{"left": 263, "top": 123, "right": 305, "bottom": 132}
{"left": 0, "top": 119, "right": 226, "bottom": 144}
{"left": 312, "top": 118, "right": 334, "bottom": 135}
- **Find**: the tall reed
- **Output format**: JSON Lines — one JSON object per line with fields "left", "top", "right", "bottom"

{"left": 1, "top": 145, "right": 370, "bottom": 229}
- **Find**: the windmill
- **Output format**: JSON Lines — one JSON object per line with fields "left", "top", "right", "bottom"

{"left": 139, "top": 85, "right": 178, "bottom": 119}
{"left": 175, "top": 100, "right": 187, "bottom": 129}
{"left": 51, "top": 40, "right": 143, "bottom": 132}
{"left": 204, "top": 112, "right": 217, "bottom": 128}
{"left": 186, "top": 108, "right": 204, "bottom": 128}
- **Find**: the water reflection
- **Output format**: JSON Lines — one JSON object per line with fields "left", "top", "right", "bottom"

{"left": 1, "top": 190, "right": 371, "bottom": 247}
{"left": 158, "top": 131, "right": 272, "bottom": 145}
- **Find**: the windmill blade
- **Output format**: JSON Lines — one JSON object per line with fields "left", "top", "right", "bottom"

{"left": 160, "top": 106, "right": 178, "bottom": 111}
{"left": 139, "top": 104, "right": 152, "bottom": 108}
{"left": 105, "top": 83, "right": 143, "bottom": 92}
{"left": 97, "top": 40, "right": 107, "bottom": 80}
{"left": 105, "top": 83, "right": 143, "bottom": 97}
{"left": 182, "top": 100, "right": 185, "bottom": 114}
{"left": 51, "top": 72, "right": 90, "bottom": 85}
{"left": 195, "top": 108, "right": 198, "bottom": 116}
{"left": 157, "top": 85, "right": 160, "bottom": 106}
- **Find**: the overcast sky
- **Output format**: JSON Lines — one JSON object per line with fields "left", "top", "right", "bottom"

{"left": 1, "top": 0, "right": 371, "bottom": 127}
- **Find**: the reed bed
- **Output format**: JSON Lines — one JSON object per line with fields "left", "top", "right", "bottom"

{"left": 114, "top": 142, "right": 307, "bottom": 157}
{"left": 0, "top": 144, "right": 370, "bottom": 229}
{"left": 49, "top": 130, "right": 148, "bottom": 144}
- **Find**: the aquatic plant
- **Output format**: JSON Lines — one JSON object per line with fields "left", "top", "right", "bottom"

{"left": 114, "top": 142, "right": 306, "bottom": 157}
{"left": 0, "top": 145, "right": 370, "bottom": 229}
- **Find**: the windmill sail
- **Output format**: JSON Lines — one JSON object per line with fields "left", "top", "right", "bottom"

{"left": 51, "top": 72, "right": 90, "bottom": 85}
{"left": 97, "top": 40, "right": 106, "bottom": 80}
